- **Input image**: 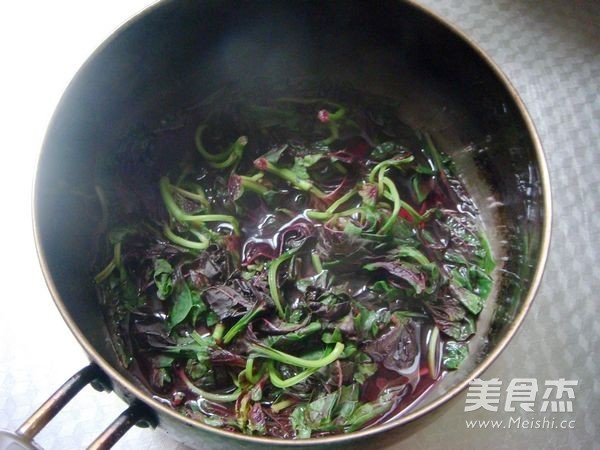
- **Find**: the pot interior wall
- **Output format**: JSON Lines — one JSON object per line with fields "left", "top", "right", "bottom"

{"left": 35, "top": 0, "right": 546, "bottom": 425}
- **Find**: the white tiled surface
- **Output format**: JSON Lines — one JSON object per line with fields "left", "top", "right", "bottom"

{"left": 0, "top": 1, "right": 598, "bottom": 449}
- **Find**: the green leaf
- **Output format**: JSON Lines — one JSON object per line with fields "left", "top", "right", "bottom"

{"left": 153, "top": 258, "right": 173, "bottom": 300}
{"left": 443, "top": 341, "right": 469, "bottom": 369}
{"left": 450, "top": 282, "right": 484, "bottom": 315}
{"left": 154, "top": 368, "right": 172, "bottom": 388}
{"left": 108, "top": 225, "right": 138, "bottom": 244}
{"left": 395, "top": 246, "right": 431, "bottom": 265}
{"left": 290, "top": 405, "right": 311, "bottom": 439}
{"left": 169, "top": 282, "right": 194, "bottom": 328}
{"left": 343, "top": 222, "right": 363, "bottom": 236}
{"left": 306, "top": 392, "right": 338, "bottom": 425}
{"left": 152, "top": 354, "right": 175, "bottom": 368}
{"left": 353, "top": 303, "right": 391, "bottom": 339}
{"left": 205, "top": 311, "right": 219, "bottom": 327}
{"left": 411, "top": 174, "right": 432, "bottom": 204}
{"left": 186, "top": 358, "right": 211, "bottom": 380}
{"left": 340, "top": 342, "right": 357, "bottom": 358}
{"left": 444, "top": 314, "right": 476, "bottom": 341}
{"left": 291, "top": 154, "right": 324, "bottom": 180}
{"left": 287, "top": 309, "right": 303, "bottom": 324}
{"left": 450, "top": 267, "right": 472, "bottom": 290}
{"left": 167, "top": 333, "right": 214, "bottom": 378}
{"left": 353, "top": 353, "right": 377, "bottom": 384}
{"left": 291, "top": 391, "right": 340, "bottom": 438}
{"left": 414, "top": 164, "right": 435, "bottom": 175}
{"left": 322, "top": 327, "right": 342, "bottom": 344}
{"left": 444, "top": 249, "right": 469, "bottom": 266}
{"left": 346, "top": 391, "right": 394, "bottom": 432}
{"left": 117, "top": 278, "right": 144, "bottom": 311}
{"left": 264, "top": 144, "right": 289, "bottom": 163}
{"left": 469, "top": 266, "right": 493, "bottom": 300}
{"left": 189, "top": 291, "right": 208, "bottom": 325}
{"left": 478, "top": 232, "right": 496, "bottom": 275}
{"left": 371, "top": 142, "right": 403, "bottom": 161}
{"left": 370, "top": 280, "right": 402, "bottom": 300}
{"left": 332, "top": 384, "right": 359, "bottom": 422}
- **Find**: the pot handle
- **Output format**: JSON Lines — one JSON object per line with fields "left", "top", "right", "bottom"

{"left": 0, "top": 363, "right": 156, "bottom": 450}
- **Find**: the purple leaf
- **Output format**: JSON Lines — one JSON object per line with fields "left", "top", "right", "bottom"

{"left": 363, "top": 321, "right": 419, "bottom": 375}
{"left": 363, "top": 261, "right": 427, "bottom": 294}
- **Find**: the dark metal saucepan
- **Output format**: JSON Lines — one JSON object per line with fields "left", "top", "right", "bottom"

{"left": 10, "top": 0, "right": 553, "bottom": 448}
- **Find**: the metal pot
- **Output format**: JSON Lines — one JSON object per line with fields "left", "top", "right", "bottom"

{"left": 12, "top": 0, "right": 552, "bottom": 448}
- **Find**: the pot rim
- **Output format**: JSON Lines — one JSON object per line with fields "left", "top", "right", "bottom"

{"left": 32, "top": 0, "right": 552, "bottom": 446}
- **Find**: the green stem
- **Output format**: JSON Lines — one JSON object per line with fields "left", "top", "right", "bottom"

{"left": 239, "top": 175, "right": 268, "bottom": 195}
{"left": 311, "top": 253, "right": 323, "bottom": 273}
{"left": 184, "top": 214, "right": 240, "bottom": 235}
{"left": 160, "top": 177, "right": 187, "bottom": 221}
{"left": 267, "top": 361, "right": 319, "bottom": 388}
{"left": 163, "top": 224, "right": 209, "bottom": 250}
{"left": 400, "top": 200, "right": 424, "bottom": 222}
{"left": 306, "top": 210, "right": 331, "bottom": 220}
{"left": 368, "top": 156, "right": 415, "bottom": 185}
{"left": 245, "top": 357, "right": 262, "bottom": 384}
{"left": 194, "top": 124, "right": 248, "bottom": 164}
{"left": 172, "top": 185, "right": 209, "bottom": 208}
{"left": 179, "top": 370, "right": 241, "bottom": 403}
{"left": 113, "top": 242, "right": 122, "bottom": 268}
{"left": 379, "top": 177, "right": 401, "bottom": 235}
{"left": 268, "top": 253, "right": 291, "bottom": 318}
{"left": 94, "top": 259, "right": 116, "bottom": 284}
{"left": 271, "top": 398, "right": 296, "bottom": 413}
{"left": 423, "top": 132, "right": 445, "bottom": 178}
{"left": 160, "top": 177, "right": 240, "bottom": 234}
{"left": 322, "top": 122, "right": 340, "bottom": 146}
{"left": 263, "top": 161, "right": 312, "bottom": 191}
{"left": 327, "top": 187, "right": 358, "bottom": 214}
{"left": 382, "top": 190, "right": 432, "bottom": 224}
{"left": 208, "top": 136, "right": 248, "bottom": 169}
{"left": 222, "top": 304, "right": 264, "bottom": 344}
{"left": 377, "top": 167, "right": 386, "bottom": 199}
{"left": 306, "top": 187, "right": 359, "bottom": 220}
{"left": 212, "top": 323, "right": 225, "bottom": 342}
{"left": 264, "top": 322, "right": 322, "bottom": 347}
{"left": 396, "top": 247, "right": 431, "bottom": 265}
{"left": 258, "top": 160, "right": 328, "bottom": 199}
{"left": 250, "top": 342, "right": 344, "bottom": 369}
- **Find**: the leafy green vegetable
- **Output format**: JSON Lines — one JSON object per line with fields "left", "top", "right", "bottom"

{"left": 322, "top": 327, "right": 342, "bottom": 344}
{"left": 291, "top": 154, "right": 324, "bottom": 180}
{"left": 169, "top": 282, "right": 195, "bottom": 328}
{"left": 443, "top": 341, "right": 469, "bottom": 369}
{"left": 450, "top": 283, "right": 484, "bottom": 315}
{"left": 353, "top": 303, "right": 391, "bottom": 339}
{"left": 353, "top": 353, "right": 378, "bottom": 384}
{"left": 153, "top": 258, "right": 173, "bottom": 300}
{"left": 290, "top": 391, "right": 339, "bottom": 438}
{"left": 371, "top": 142, "right": 404, "bottom": 161}
{"left": 345, "top": 391, "right": 394, "bottom": 432}
{"left": 94, "top": 88, "right": 496, "bottom": 438}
